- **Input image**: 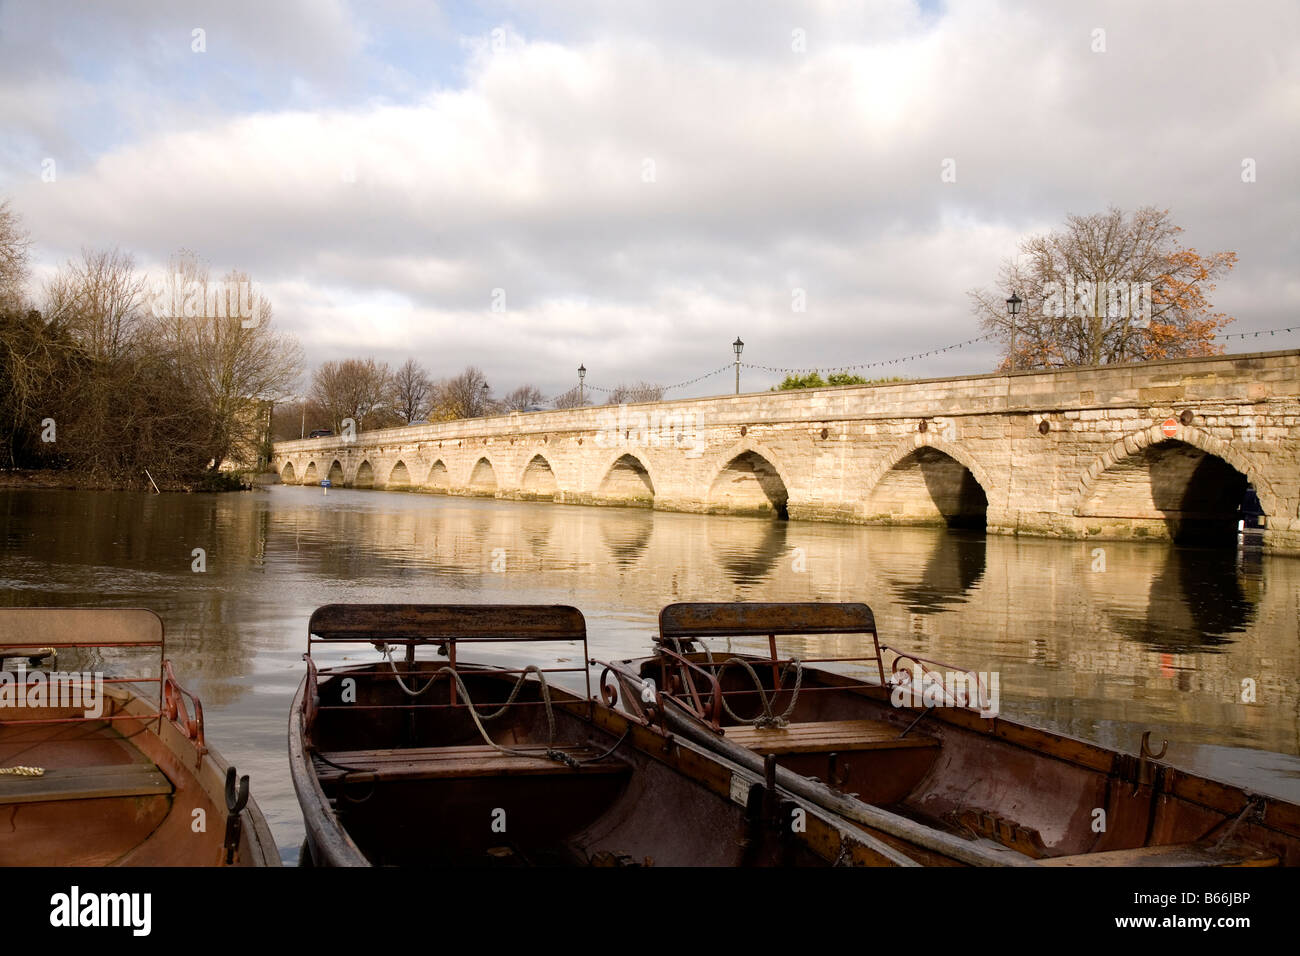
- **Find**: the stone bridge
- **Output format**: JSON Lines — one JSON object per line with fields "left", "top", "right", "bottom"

{"left": 271, "top": 348, "right": 1300, "bottom": 553}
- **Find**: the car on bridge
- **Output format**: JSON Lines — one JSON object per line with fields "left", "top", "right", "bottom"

{"left": 308, "top": 429, "right": 333, "bottom": 438}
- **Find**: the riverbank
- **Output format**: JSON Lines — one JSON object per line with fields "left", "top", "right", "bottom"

{"left": 0, "top": 468, "right": 269, "bottom": 493}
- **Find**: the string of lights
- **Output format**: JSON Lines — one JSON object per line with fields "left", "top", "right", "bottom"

{"left": 740, "top": 333, "right": 997, "bottom": 376}
{"left": 1222, "top": 325, "right": 1300, "bottom": 341}
{"left": 541, "top": 325, "right": 1296, "bottom": 405}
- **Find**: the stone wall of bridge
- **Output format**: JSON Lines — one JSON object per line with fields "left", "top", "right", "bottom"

{"left": 271, "top": 348, "right": 1300, "bottom": 553}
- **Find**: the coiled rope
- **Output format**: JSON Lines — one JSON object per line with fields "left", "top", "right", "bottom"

{"left": 378, "top": 646, "right": 579, "bottom": 768}
{"left": 669, "top": 637, "right": 803, "bottom": 728}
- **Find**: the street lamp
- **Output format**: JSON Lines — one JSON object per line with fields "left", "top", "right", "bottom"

{"left": 733, "top": 337, "right": 744, "bottom": 395}
{"left": 577, "top": 364, "right": 586, "bottom": 406}
{"left": 1005, "top": 292, "right": 1023, "bottom": 370}
{"left": 481, "top": 382, "right": 489, "bottom": 417}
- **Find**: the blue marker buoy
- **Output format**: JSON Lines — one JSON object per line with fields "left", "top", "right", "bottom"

{"left": 321, "top": 479, "right": 331, "bottom": 496}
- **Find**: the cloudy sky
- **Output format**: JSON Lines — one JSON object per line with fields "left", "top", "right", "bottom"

{"left": 2, "top": 0, "right": 1296, "bottom": 401}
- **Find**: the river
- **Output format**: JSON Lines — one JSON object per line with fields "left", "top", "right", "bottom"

{"left": 2, "top": 485, "right": 1297, "bottom": 862}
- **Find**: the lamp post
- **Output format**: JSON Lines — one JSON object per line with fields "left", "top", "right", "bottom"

{"left": 1005, "top": 292, "right": 1023, "bottom": 370}
{"left": 733, "top": 337, "right": 744, "bottom": 395}
{"left": 577, "top": 364, "right": 586, "bottom": 406}
{"left": 480, "top": 382, "right": 489, "bottom": 417}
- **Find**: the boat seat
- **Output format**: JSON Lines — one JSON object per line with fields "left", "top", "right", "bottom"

{"left": 0, "top": 763, "right": 173, "bottom": 805}
{"left": 314, "top": 744, "right": 632, "bottom": 785}
{"left": 722, "top": 719, "right": 937, "bottom": 755}
{"left": 1039, "top": 842, "right": 1280, "bottom": 867}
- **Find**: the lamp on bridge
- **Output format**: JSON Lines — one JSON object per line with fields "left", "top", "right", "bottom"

{"left": 1006, "top": 292, "right": 1023, "bottom": 370}
{"left": 578, "top": 364, "right": 586, "bottom": 406}
{"left": 481, "top": 382, "right": 489, "bottom": 417}
{"left": 733, "top": 337, "right": 744, "bottom": 395}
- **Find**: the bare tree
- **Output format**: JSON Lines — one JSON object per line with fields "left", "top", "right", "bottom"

{"left": 391, "top": 358, "right": 433, "bottom": 423}
{"left": 148, "top": 252, "right": 304, "bottom": 469}
{"left": 310, "top": 358, "right": 393, "bottom": 433}
{"left": 970, "top": 206, "right": 1237, "bottom": 370}
{"left": 609, "top": 381, "right": 664, "bottom": 404}
{"left": 502, "top": 384, "right": 544, "bottom": 411}
{"left": 432, "top": 365, "right": 490, "bottom": 419}
{"left": 0, "top": 199, "right": 31, "bottom": 311}
{"left": 551, "top": 387, "right": 590, "bottom": 409}
{"left": 45, "top": 247, "right": 150, "bottom": 364}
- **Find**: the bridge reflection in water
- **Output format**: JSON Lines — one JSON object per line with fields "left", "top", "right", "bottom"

{"left": 1, "top": 484, "right": 1296, "bottom": 850}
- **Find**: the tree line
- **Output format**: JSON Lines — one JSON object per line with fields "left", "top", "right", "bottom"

{"left": 0, "top": 200, "right": 302, "bottom": 485}
{"left": 275, "top": 360, "right": 667, "bottom": 440}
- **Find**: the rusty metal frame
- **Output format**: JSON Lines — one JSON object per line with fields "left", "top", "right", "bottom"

{"left": 0, "top": 608, "right": 207, "bottom": 751}
{"left": 302, "top": 604, "right": 592, "bottom": 730}
{"left": 879, "top": 646, "right": 992, "bottom": 713}
{"left": 651, "top": 602, "right": 890, "bottom": 731}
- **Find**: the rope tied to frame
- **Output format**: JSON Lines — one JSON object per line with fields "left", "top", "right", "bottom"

{"left": 377, "top": 644, "right": 577, "bottom": 767}
{"left": 0, "top": 766, "right": 44, "bottom": 776}
{"left": 670, "top": 637, "right": 803, "bottom": 728}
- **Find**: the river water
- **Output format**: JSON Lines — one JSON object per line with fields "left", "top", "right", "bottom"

{"left": 2, "top": 485, "right": 1297, "bottom": 862}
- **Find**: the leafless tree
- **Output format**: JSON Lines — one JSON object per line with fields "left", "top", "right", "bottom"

{"left": 502, "top": 384, "right": 544, "bottom": 411}
{"left": 0, "top": 199, "right": 31, "bottom": 311}
{"left": 148, "top": 252, "right": 303, "bottom": 469}
{"left": 432, "top": 365, "right": 491, "bottom": 419}
{"left": 550, "top": 387, "right": 590, "bottom": 409}
{"left": 310, "top": 358, "right": 393, "bottom": 432}
{"left": 391, "top": 358, "right": 433, "bottom": 423}
{"left": 609, "top": 381, "right": 664, "bottom": 404}
{"left": 45, "top": 247, "right": 150, "bottom": 364}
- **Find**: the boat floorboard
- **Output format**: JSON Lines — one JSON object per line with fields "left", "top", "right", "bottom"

{"left": 722, "top": 719, "right": 937, "bottom": 755}
{"left": 0, "top": 763, "right": 172, "bottom": 804}
{"left": 315, "top": 743, "right": 631, "bottom": 783}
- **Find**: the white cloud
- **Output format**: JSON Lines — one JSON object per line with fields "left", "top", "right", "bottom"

{"left": 3, "top": 1, "right": 1297, "bottom": 397}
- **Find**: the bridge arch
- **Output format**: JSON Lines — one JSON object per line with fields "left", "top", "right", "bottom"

{"left": 596, "top": 451, "right": 657, "bottom": 506}
{"left": 863, "top": 434, "right": 993, "bottom": 529}
{"left": 387, "top": 460, "right": 411, "bottom": 489}
{"left": 281, "top": 461, "right": 296, "bottom": 483}
{"left": 706, "top": 442, "right": 791, "bottom": 518}
{"left": 1072, "top": 424, "right": 1276, "bottom": 542}
{"left": 468, "top": 457, "right": 498, "bottom": 494}
{"left": 326, "top": 460, "right": 344, "bottom": 485}
{"left": 426, "top": 460, "right": 450, "bottom": 490}
{"left": 303, "top": 461, "right": 318, "bottom": 484}
{"left": 520, "top": 454, "right": 559, "bottom": 499}
{"left": 354, "top": 460, "right": 375, "bottom": 489}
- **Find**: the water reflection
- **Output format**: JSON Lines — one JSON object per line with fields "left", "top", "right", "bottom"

{"left": 600, "top": 511, "right": 653, "bottom": 569}
{"left": 0, "top": 485, "right": 1295, "bottom": 856}
{"left": 1086, "top": 545, "right": 1257, "bottom": 651}
{"left": 884, "top": 529, "right": 987, "bottom": 615}
{"left": 707, "top": 517, "right": 789, "bottom": 588}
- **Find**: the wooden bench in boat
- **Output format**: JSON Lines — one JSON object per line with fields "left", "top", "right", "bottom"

{"left": 1039, "top": 841, "right": 1279, "bottom": 867}
{"left": 314, "top": 744, "right": 632, "bottom": 785}
{"left": 722, "top": 719, "right": 937, "bottom": 756}
{"left": 0, "top": 763, "right": 172, "bottom": 805}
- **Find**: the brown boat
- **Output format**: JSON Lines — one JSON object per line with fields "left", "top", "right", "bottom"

{"left": 0, "top": 608, "right": 278, "bottom": 866}
{"left": 289, "top": 603, "right": 927, "bottom": 866}
{"left": 607, "top": 602, "right": 1300, "bottom": 867}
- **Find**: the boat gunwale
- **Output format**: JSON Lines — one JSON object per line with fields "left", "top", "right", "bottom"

{"left": 611, "top": 651, "right": 1300, "bottom": 842}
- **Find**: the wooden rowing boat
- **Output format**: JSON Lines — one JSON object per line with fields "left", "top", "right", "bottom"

{"left": 606, "top": 602, "right": 1300, "bottom": 867}
{"left": 0, "top": 608, "right": 278, "bottom": 866}
{"left": 289, "top": 603, "right": 929, "bottom": 866}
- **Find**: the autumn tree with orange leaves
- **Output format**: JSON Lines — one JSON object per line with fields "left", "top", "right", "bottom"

{"left": 969, "top": 207, "right": 1236, "bottom": 370}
